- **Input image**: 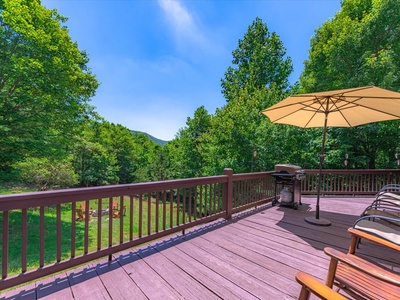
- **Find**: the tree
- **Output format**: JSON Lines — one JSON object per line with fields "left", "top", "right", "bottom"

{"left": 15, "top": 156, "right": 78, "bottom": 190}
{"left": 131, "top": 133, "right": 159, "bottom": 182}
{"left": 0, "top": 0, "right": 99, "bottom": 176}
{"left": 174, "top": 106, "right": 212, "bottom": 178}
{"left": 202, "top": 18, "right": 294, "bottom": 175}
{"left": 300, "top": 0, "right": 400, "bottom": 169}
{"left": 301, "top": 0, "right": 399, "bottom": 92}
{"left": 221, "top": 17, "right": 293, "bottom": 103}
{"left": 92, "top": 121, "right": 137, "bottom": 183}
{"left": 72, "top": 137, "right": 119, "bottom": 187}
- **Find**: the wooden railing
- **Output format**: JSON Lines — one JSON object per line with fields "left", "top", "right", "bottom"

{"left": 1, "top": 168, "right": 399, "bottom": 290}
{"left": 0, "top": 169, "right": 275, "bottom": 290}
{"left": 302, "top": 169, "right": 400, "bottom": 195}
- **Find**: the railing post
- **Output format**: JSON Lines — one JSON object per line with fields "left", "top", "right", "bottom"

{"left": 223, "top": 168, "right": 233, "bottom": 220}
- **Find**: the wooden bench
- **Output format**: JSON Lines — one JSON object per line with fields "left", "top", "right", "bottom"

{"left": 296, "top": 247, "right": 400, "bottom": 299}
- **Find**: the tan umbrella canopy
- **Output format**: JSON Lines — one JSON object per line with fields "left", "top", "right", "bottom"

{"left": 262, "top": 86, "right": 400, "bottom": 226}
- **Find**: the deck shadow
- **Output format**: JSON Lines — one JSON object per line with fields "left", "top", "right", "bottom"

{"left": 274, "top": 196, "right": 400, "bottom": 270}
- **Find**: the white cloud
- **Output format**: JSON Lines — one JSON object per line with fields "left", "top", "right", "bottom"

{"left": 157, "top": 0, "right": 208, "bottom": 53}
{"left": 158, "top": 0, "right": 193, "bottom": 32}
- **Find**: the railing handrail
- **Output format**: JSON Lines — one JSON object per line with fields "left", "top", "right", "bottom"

{"left": 302, "top": 168, "right": 400, "bottom": 195}
{"left": 304, "top": 169, "right": 400, "bottom": 174}
{"left": 0, "top": 169, "right": 274, "bottom": 290}
{"left": 0, "top": 175, "right": 230, "bottom": 210}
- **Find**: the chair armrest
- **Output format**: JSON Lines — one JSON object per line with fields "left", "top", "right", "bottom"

{"left": 324, "top": 247, "right": 400, "bottom": 286}
{"left": 295, "top": 271, "right": 347, "bottom": 300}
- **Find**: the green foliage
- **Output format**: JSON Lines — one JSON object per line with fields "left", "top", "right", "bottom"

{"left": 302, "top": 0, "right": 399, "bottom": 91}
{"left": 199, "top": 18, "right": 295, "bottom": 175}
{"left": 221, "top": 17, "right": 293, "bottom": 102}
{"left": 0, "top": 0, "right": 99, "bottom": 174}
{"left": 4, "top": 2, "right": 400, "bottom": 189}
{"left": 300, "top": 0, "right": 400, "bottom": 169}
{"left": 72, "top": 138, "right": 119, "bottom": 187}
{"left": 172, "top": 106, "right": 212, "bottom": 178}
{"left": 14, "top": 156, "right": 78, "bottom": 190}
{"left": 131, "top": 132, "right": 159, "bottom": 182}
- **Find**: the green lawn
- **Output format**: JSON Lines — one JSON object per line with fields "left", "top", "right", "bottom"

{"left": 0, "top": 183, "right": 36, "bottom": 195}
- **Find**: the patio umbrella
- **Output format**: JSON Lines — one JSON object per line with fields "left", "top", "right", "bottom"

{"left": 262, "top": 86, "right": 400, "bottom": 226}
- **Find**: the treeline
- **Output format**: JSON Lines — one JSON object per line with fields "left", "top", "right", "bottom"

{"left": 1, "top": 0, "right": 399, "bottom": 190}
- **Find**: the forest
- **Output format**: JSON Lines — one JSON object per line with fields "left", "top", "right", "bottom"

{"left": 1, "top": 0, "right": 399, "bottom": 190}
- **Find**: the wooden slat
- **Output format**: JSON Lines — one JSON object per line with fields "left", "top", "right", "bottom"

{"left": 129, "top": 195, "right": 134, "bottom": 240}
{"left": 147, "top": 192, "right": 151, "bottom": 235}
{"left": 71, "top": 203, "right": 76, "bottom": 258}
{"left": 56, "top": 204, "right": 61, "bottom": 262}
{"left": 137, "top": 245, "right": 219, "bottom": 300}
{"left": 118, "top": 251, "right": 184, "bottom": 299}
{"left": 157, "top": 241, "right": 259, "bottom": 299}
{"left": 155, "top": 191, "right": 159, "bottom": 232}
{"left": 2, "top": 210, "right": 9, "bottom": 279}
{"left": 162, "top": 191, "right": 166, "bottom": 230}
{"left": 22, "top": 209, "right": 27, "bottom": 273}
{"left": 95, "top": 258, "right": 147, "bottom": 300}
{"left": 97, "top": 198, "right": 102, "bottom": 250}
{"left": 67, "top": 264, "right": 111, "bottom": 299}
{"left": 36, "top": 273, "right": 73, "bottom": 299}
{"left": 84, "top": 200, "right": 89, "bottom": 255}
{"left": 39, "top": 207, "right": 45, "bottom": 267}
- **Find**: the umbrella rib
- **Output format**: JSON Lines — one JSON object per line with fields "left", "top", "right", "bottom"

{"left": 332, "top": 95, "right": 400, "bottom": 119}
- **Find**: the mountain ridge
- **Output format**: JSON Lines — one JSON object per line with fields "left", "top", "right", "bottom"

{"left": 130, "top": 130, "right": 169, "bottom": 146}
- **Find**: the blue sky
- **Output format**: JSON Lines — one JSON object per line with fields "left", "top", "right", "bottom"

{"left": 42, "top": 0, "right": 341, "bottom": 141}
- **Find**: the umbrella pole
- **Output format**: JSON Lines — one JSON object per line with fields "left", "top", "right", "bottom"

{"left": 305, "top": 113, "right": 331, "bottom": 226}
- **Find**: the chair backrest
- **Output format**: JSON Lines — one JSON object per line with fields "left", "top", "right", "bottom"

{"left": 112, "top": 200, "right": 119, "bottom": 210}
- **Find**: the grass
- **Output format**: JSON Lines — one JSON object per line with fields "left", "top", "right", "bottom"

{"left": 0, "top": 183, "right": 37, "bottom": 195}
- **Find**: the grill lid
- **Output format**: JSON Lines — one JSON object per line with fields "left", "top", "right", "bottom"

{"left": 274, "top": 164, "right": 302, "bottom": 174}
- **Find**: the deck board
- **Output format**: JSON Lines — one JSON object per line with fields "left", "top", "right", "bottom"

{"left": 94, "top": 258, "right": 147, "bottom": 300}
{"left": 2, "top": 196, "right": 400, "bottom": 299}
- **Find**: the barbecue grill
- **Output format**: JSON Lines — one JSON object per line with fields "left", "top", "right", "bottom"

{"left": 271, "top": 164, "right": 306, "bottom": 210}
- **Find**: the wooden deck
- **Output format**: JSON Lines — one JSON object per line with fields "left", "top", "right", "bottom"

{"left": 2, "top": 196, "right": 399, "bottom": 299}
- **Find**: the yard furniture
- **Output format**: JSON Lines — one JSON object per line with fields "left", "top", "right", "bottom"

{"left": 296, "top": 272, "right": 347, "bottom": 300}
{"left": 296, "top": 247, "right": 400, "bottom": 299}
{"left": 296, "top": 271, "right": 347, "bottom": 300}
{"left": 348, "top": 217, "right": 400, "bottom": 254}
{"left": 76, "top": 208, "right": 87, "bottom": 221}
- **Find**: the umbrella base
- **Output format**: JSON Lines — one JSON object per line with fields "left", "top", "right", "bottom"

{"left": 304, "top": 216, "right": 331, "bottom": 226}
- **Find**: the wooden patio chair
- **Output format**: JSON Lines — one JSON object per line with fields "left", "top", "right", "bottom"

{"left": 112, "top": 205, "right": 126, "bottom": 218}
{"left": 112, "top": 200, "right": 119, "bottom": 210}
{"left": 296, "top": 247, "right": 400, "bottom": 299}
{"left": 76, "top": 208, "right": 85, "bottom": 221}
{"left": 80, "top": 201, "right": 94, "bottom": 215}
{"left": 296, "top": 271, "right": 347, "bottom": 300}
